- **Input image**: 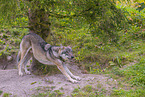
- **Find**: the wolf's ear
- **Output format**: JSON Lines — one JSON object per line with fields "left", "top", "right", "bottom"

{"left": 67, "top": 46, "right": 71, "bottom": 49}
{"left": 44, "top": 44, "right": 51, "bottom": 50}
{"left": 60, "top": 45, "right": 65, "bottom": 50}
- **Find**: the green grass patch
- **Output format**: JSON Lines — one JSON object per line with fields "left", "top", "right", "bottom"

{"left": 107, "top": 58, "right": 145, "bottom": 97}
{"left": 0, "top": 90, "right": 3, "bottom": 95}
{"left": 32, "top": 86, "right": 64, "bottom": 97}
{"left": 32, "top": 90, "right": 64, "bottom": 97}
{"left": 111, "top": 88, "right": 145, "bottom": 97}
{"left": 122, "top": 59, "right": 145, "bottom": 87}
{"left": 110, "top": 58, "right": 145, "bottom": 87}
{"left": 2, "top": 93, "right": 12, "bottom": 97}
{"left": 71, "top": 85, "right": 106, "bottom": 97}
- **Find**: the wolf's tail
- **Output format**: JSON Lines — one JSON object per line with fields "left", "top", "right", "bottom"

{"left": 17, "top": 51, "right": 21, "bottom": 63}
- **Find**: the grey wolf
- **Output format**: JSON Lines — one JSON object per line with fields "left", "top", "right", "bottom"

{"left": 17, "top": 33, "right": 81, "bottom": 83}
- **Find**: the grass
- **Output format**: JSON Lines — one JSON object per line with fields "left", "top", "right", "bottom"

{"left": 32, "top": 90, "right": 64, "bottom": 97}
{"left": 111, "top": 88, "right": 145, "bottom": 97}
{"left": 104, "top": 55, "right": 145, "bottom": 97}
{"left": 71, "top": 85, "right": 109, "bottom": 97}
{"left": 71, "top": 85, "right": 98, "bottom": 97}
{"left": 33, "top": 85, "right": 109, "bottom": 97}
{"left": 32, "top": 86, "right": 64, "bottom": 97}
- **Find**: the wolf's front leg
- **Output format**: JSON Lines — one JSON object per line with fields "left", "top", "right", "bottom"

{"left": 63, "top": 64, "right": 81, "bottom": 81}
{"left": 18, "top": 62, "right": 24, "bottom": 76}
{"left": 72, "top": 76, "right": 81, "bottom": 81}
{"left": 56, "top": 63, "right": 78, "bottom": 83}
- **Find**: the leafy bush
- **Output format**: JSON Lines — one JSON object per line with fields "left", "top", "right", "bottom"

{"left": 0, "top": 28, "right": 28, "bottom": 57}
{"left": 116, "top": 2, "right": 145, "bottom": 28}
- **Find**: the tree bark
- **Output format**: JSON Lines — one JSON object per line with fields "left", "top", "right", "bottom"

{"left": 28, "top": 2, "right": 51, "bottom": 72}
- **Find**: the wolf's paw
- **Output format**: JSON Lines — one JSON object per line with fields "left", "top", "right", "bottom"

{"left": 68, "top": 79, "right": 79, "bottom": 83}
{"left": 25, "top": 71, "right": 31, "bottom": 75}
{"left": 73, "top": 76, "right": 81, "bottom": 81}
{"left": 19, "top": 72, "right": 24, "bottom": 76}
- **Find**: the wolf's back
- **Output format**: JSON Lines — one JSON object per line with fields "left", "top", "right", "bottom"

{"left": 26, "top": 33, "right": 46, "bottom": 43}
{"left": 16, "top": 33, "right": 47, "bottom": 63}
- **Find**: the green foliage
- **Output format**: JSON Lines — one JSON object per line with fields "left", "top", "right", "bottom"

{"left": 0, "top": 0, "right": 17, "bottom": 23}
{"left": 116, "top": 1, "right": 145, "bottom": 28}
{"left": 84, "top": 0, "right": 128, "bottom": 38}
{"left": 0, "top": 0, "right": 128, "bottom": 39}
{"left": 0, "top": 28, "right": 28, "bottom": 57}
{"left": 0, "top": 0, "right": 28, "bottom": 27}
{"left": 136, "top": 2, "right": 145, "bottom": 12}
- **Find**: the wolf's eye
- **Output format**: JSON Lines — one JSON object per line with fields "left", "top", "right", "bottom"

{"left": 62, "top": 51, "right": 69, "bottom": 55}
{"left": 62, "top": 52, "right": 66, "bottom": 54}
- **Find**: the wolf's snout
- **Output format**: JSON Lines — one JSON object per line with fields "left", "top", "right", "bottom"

{"left": 71, "top": 56, "right": 74, "bottom": 59}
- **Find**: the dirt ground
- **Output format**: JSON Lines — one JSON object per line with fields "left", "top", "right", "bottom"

{"left": 0, "top": 60, "right": 117, "bottom": 97}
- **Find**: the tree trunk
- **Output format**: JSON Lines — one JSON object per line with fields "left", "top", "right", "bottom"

{"left": 28, "top": 8, "right": 50, "bottom": 39}
{"left": 28, "top": 2, "right": 51, "bottom": 72}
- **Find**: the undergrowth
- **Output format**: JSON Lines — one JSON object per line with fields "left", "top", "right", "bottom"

{"left": 107, "top": 58, "right": 145, "bottom": 97}
{"left": 0, "top": 28, "right": 28, "bottom": 58}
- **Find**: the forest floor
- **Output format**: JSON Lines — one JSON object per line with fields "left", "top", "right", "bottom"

{"left": 0, "top": 59, "right": 118, "bottom": 97}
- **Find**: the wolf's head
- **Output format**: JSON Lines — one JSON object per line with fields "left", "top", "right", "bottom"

{"left": 45, "top": 44, "right": 74, "bottom": 61}
{"left": 59, "top": 46, "right": 74, "bottom": 61}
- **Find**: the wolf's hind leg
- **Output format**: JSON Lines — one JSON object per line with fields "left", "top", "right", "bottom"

{"left": 18, "top": 52, "right": 25, "bottom": 76}
{"left": 18, "top": 46, "right": 31, "bottom": 76}
{"left": 23, "top": 51, "right": 32, "bottom": 75}
{"left": 18, "top": 61, "right": 23, "bottom": 76}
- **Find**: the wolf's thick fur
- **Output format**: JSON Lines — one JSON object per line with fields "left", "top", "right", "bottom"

{"left": 17, "top": 33, "right": 81, "bottom": 83}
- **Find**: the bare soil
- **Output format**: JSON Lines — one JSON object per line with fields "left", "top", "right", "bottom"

{"left": 0, "top": 60, "right": 117, "bottom": 97}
